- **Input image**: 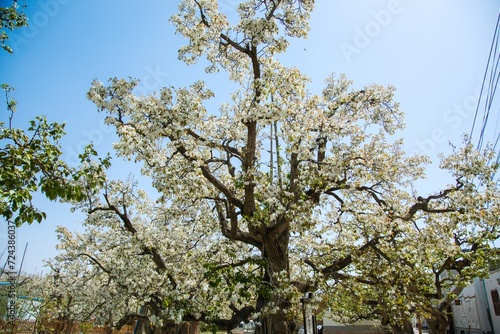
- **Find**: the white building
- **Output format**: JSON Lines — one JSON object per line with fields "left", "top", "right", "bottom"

{"left": 451, "top": 268, "right": 500, "bottom": 334}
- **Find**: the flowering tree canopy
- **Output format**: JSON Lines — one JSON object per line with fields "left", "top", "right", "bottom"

{"left": 318, "top": 143, "right": 500, "bottom": 334}
{"left": 74, "top": 1, "right": 500, "bottom": 334}
{"left": 43, "top": 176, "right": 260, "bottom": 334}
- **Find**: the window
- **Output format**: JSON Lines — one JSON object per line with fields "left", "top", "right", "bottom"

{"left": 491, "top": 290, "right": 500, "bottom": 315}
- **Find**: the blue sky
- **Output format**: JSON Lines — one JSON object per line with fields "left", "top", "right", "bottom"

{"left": 1, "top": 0, "right": 499, "bottom": 275}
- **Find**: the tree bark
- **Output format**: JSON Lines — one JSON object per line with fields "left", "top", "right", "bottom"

{"left": 402, "top": 319, "right": 414, "bottom": 334}
{"left": 258, "top": 225, "right": 294, "bottom": 334}
{"left": 426, "top": 315, "right": 449, "bottom": 334}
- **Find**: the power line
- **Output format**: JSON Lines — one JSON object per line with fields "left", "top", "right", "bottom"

{"left": 468, "top": 13, "right": 500, "bottom": 180}
{"left": 470, "top": 13, "right": 500, "bottom": 151}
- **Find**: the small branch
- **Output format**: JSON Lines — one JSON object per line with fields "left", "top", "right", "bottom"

{"left": 77, "top": 253, "right": 111, "bottom": 275}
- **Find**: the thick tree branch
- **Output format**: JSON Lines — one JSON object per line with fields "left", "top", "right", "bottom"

{"left": 404, "top": 182, "right": 464, "bottom": 220}
{"left": 305, "top": 238, "right": 381, "bottom": 279}
{"left": 202, "top": 305, "right": 255, "bottom": 332}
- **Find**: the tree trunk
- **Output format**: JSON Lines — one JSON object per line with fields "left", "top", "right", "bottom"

{"left": 390, "top": 320, "right": 414, "bottom": 334}
{"left": 402, "top": 319, "right": 414, "bottom": 334}
{"left": 259, "top": 227, "right": 294, "bottom": 334}
{"left": 426, "top": 316, "right": 449, "bottom": 334}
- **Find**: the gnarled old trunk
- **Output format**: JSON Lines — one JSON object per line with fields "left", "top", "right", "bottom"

{"left": 389, "top": 319, "right": 414, "bottom": 334}
{"left": 258, "top": 227, "right": 295, "bottom": 334}
{"left": 426, "top": 315, "right": 449, "bottom": 334}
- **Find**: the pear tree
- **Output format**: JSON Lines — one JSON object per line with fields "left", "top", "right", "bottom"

{"left": 85, "top": 1, "right": 500, "bottom": 333}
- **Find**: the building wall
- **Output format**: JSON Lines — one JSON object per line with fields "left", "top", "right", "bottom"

{"left": 452, "top": 275, "right": 496, "bottom": 334}
{"left": 481, "top": 269, "right": 500, "bottom": 334}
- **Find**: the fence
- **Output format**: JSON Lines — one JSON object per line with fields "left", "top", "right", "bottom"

{"left": 0, "top": 320, "right": 134, "bottom": 334}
